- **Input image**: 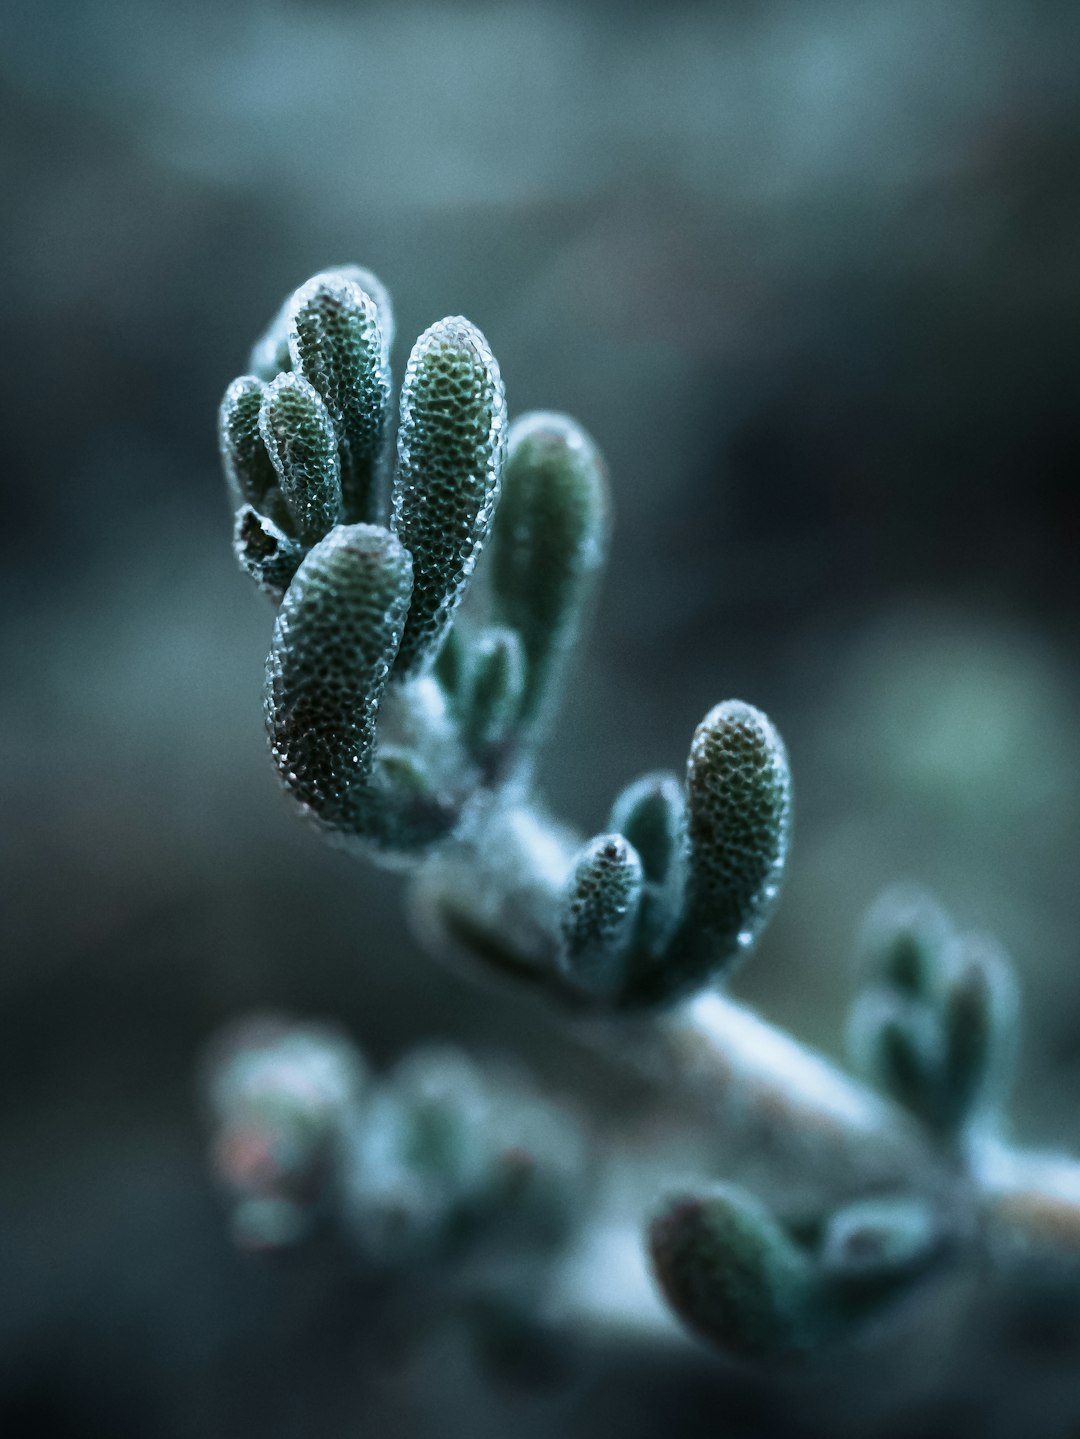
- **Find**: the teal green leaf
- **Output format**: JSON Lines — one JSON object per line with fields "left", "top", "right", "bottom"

{"left": 557, "top": 834, "right": 643, "bottom": 999}
{"left": 266, "top": 524, "right": 412, "bottom": 830}
{"left": 649, "top": 1186, "right": 819, "bottom": 1361}
{"left": 287, "top": 270, "right": 392, "bottom": 525}
{"left": 391, "top": 317, "right": 506, "bottom": 676}
{"left": 259, "top": 373, "right": 343, "bottom": 547}
{"left": 491, "top": 411, "right": 609, "bottom": 735}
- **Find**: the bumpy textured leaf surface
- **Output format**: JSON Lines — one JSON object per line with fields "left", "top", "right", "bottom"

{"left": 391, "top": 317, "right": 506, "bottom": 676}
{"left": 266, "top": 524, "right": 412, "bottom": 830}
{"left": 288, "top": 271, "right": 392, "bottom": 525}
{"left": 219, "top": 375, "right": 278, "bottom": 514}
{"left": 259, "top": 374, "right": 343, "bottom": 547}
{"left": 683, "top": 700, "right": 792, "bottom": 962}
{"left": 558, "top": 834, "right": 643, "bottom": 998}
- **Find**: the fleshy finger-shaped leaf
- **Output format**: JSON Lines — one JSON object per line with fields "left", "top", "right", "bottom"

{"left": 287, "top": 271, "right": 392, "bottom": 525}
{"left": 219, "top": 376, "right": 282, "bottom": 517}
{"left": 391, "top": 317, "right": 506, "bottom": 677}
{"left": 819, "top": 1195, "right": 953, "bottom": 1330}
{"left": 856, "top": 884, "right": 954, "bottom": 1001}
{"left": 640, "top": 702, "right": 791, "bottom": 1004}
{"left": 249, "top": 296, "right": 293, "bottom": 381}
{"left": 463, "top": 626, "right": 526, "bottom": 761}
{"left": 847, "top": 988, "right": 944, "bottom": 1125}
{"left": 649, "top": 1186, "right": 820, "bottom": 1362}
{"left": 820, "top": 1196, "right": 945, "bottom": 1287}
{"left": 266, "top": 525, "right": 412, "bottom": 831}
{"left": 259, "top": 374, "right": 343, "bottom": 547}
{"left": 941, "top": 933, "right": 1018, "bottom": 1127}
{"left": 682, "top": 701, "right": 791, "bottom": 961}
{"left": 492, "top": 412, "right": 609, "bottom": 737}
{"left": 557, "top": 834, "right": 643, "bottom": 1000}
{"left": 249, "top": 263, "right": 394, "bottom": 381}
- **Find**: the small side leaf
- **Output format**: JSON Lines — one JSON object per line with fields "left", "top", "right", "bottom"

{"left": 219, "top": 376, "right": 279, "bottom": 516}
{"left": 259, "top": 374, "right": 343, "bottom": 547}
{"left": 463, "top": 626, "right": 526, "bottom": 760}
{"left": 819, "top": 1195, "right": 951, "bottom": 1325}
{"left": 609, "top": 770, "right": 686, "bottom": 957}
{"left": 557, "top": 834, "right": 643, "bottom": 1000}
{"left": 491, "top": 412, "right": 609, "bottom": 737}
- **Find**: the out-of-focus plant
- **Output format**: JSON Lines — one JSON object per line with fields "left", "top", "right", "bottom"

{"left": 209, "top": 265, "right": 1080, "bottom": 1369}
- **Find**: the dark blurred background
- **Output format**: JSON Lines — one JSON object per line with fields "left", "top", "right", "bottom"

{"left": 2, "top": 1, "right": 1079, "bottom": 1434}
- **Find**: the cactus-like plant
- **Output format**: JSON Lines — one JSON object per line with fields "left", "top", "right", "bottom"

{"left": 210, "top": 265, "right": 1080, "bottom": 1371}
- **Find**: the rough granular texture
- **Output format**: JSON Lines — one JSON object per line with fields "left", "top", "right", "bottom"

{"left": 492, "top": 411, "right": 608, "bottom": 724}
{"left": 266, "top": 524, "right": 412, "bottom": 830}
{"left": 259, "top": 373, "right": 343, "bottom": 547}
{"left": 559, "top": 834, "right": 643, "bottom": 997}
{"left": 219, "top": 375, "right": 277, "bottom": 513}
{"left": 249, "top": 264, "right": 393, "bottom": 383}
{"left": 288, "top": 272, "right": 391, "bottom": 526}
{"left": 391, "top": 317, "right": 506, "bottom": 676}
{"left": 685, "top": 700, "right": 792, "bottom": 952}
{"left": 464, "top": 626, "right": 526, "bottom": 758}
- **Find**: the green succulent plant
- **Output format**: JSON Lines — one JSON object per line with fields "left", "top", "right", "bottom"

{"left": 211, "top": 265, "right": 1080, "bottom": 1370}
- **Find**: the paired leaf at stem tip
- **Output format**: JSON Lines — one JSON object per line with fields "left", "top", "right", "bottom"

{"left": 650, "top": 1185, "right": 952, "bottom": 1362}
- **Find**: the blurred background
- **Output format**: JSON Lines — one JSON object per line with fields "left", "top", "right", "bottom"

{"left": 2, "top": 0, "right": 1079, "bottom": 1433}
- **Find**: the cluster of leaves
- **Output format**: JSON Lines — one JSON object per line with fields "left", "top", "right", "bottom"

{"left": 217, "top": 267, "right": 1061, "bottom": 1372}
{"left": 849, "top": 887, "right": 1017, "bottom": 1143}
{"left": 218, "top": 267, "right": 792, "bottom": 1010}
{"left": 206, "top": 1017, "right": 587, "bottom": 1266}
{"left": 648, "top": 887, "right": 1021, "bottom": 1361}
